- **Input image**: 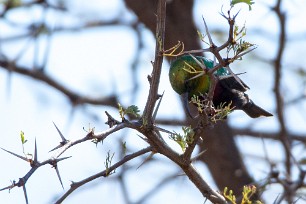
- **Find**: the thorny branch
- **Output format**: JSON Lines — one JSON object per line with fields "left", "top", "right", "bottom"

{"left": 0, "top": 0, "right": 228, "bottom": 203}
{"left": 1, "top": 0, "right": 306, "bottom": 203}
{"left": 180, "top": 10, "right": 251, "bottom": 106}
{"left": 138, "top": 0, "right": 227, "bottom": 202}
{"left": 55, "top": 146, "right": 152, "bottom": 204}
{"left": 0, "top": 120, "right": 131, "bottom": 200}
{"left": 141, "top": 0, "right": 166, "bottom": 125}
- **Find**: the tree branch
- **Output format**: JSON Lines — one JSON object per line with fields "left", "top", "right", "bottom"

{"left": 0, "top": 60, "right": 118, "bottom": 107}
{"left": 142, "top": 0, "right": 166, "bottom": 125}
{"left": 55, "top": 146, "right": 152, "bottom": 203}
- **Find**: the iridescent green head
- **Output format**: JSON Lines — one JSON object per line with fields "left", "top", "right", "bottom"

{"left": 169, "top": 55, "right": 228, "bottom": 98}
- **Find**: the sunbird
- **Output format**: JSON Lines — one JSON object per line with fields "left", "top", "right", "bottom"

{"left": 169, "top": 55, "right": 273, "bottom": 118}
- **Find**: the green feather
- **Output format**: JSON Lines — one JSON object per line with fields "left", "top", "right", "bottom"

{"left": 169, "top": 55, "right": 228, "bottom": 97}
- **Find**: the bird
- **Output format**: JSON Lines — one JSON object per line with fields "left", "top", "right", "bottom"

{"left": 169, "top": 55, "right": 273, "bottom": 118}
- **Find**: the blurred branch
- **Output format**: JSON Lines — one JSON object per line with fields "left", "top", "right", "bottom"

{"left": 272, "top": 0, "right": 291, "bottom": 196}
{"left": 157, "top": 116, "right": 306, "bottom": 143}
{"left": 0, "top": 60, "right": 119, "bottom": 107}
{"left": 232, "top": 128, "right": 306, "bottom": 143}
{"left": 134, "top": 171, "right": 183, "bottom": 204}
{"left": 157, "top": 117, "right": 306, "bottom": 142}
{"left": 0, "top": 19, "right": 130, "bottom": 43}
{"left": 129, "top": 21, "right": 144, "bottom": 101}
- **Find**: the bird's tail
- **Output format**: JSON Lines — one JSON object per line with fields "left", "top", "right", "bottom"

{"left": 243, "top": 100, "right": 273, "bottom": 118}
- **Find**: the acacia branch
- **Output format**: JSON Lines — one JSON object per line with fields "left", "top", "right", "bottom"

{"left": 55, "top": 146, "right": 152, "bottom": 204}
{"left": 182, "top": 11, "right": 248, "bottom": 102}
{"left": 134, "top": 1, "right": 226, "bottom": 202}
{"left": 142, "top": 0, "right": 166, "bottom": 125}
{"left": 0, "top": 120, "right": 133, "bottom": 201}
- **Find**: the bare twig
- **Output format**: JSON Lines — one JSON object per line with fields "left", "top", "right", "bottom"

{"left": 0, "top": 120, "right": 132, "bottom": 197}
{"left": 55, "top": 146, "right": 152, "bottom": 203}
{"left": 142, "top": 0, "right": 166, "bottom": 125}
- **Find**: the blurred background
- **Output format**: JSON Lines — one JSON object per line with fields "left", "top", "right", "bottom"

{"left": 0, "top": 0, "right": 306, "bottom": 203}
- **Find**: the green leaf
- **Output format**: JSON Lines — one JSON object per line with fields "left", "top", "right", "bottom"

{"left": 20, "top": 131, "right": 27, "bottom": 144}
{"left": 182, "top": 126, "right": 195, "bottom": 144}
{"left": 118, "top": 103, "right": 140, "bottom": 119}
{"left": 169, "top": 132, "right": 186, "bottom": 152}
{"left": 125, "top": 105, "right": 140, "bottom": 118}
{"left": 104, "top": 150, "right": 115, "bottom": 176}
{"left": 231, "top": 0, "right": 255, "bottom": 10}
{"left": 169, "top": 126, "right": 194, "bottom": 152}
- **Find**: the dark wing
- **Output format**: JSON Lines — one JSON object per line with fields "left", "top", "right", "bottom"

{"left": 218, "top": 75, "right": 249, "bottom": 92}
